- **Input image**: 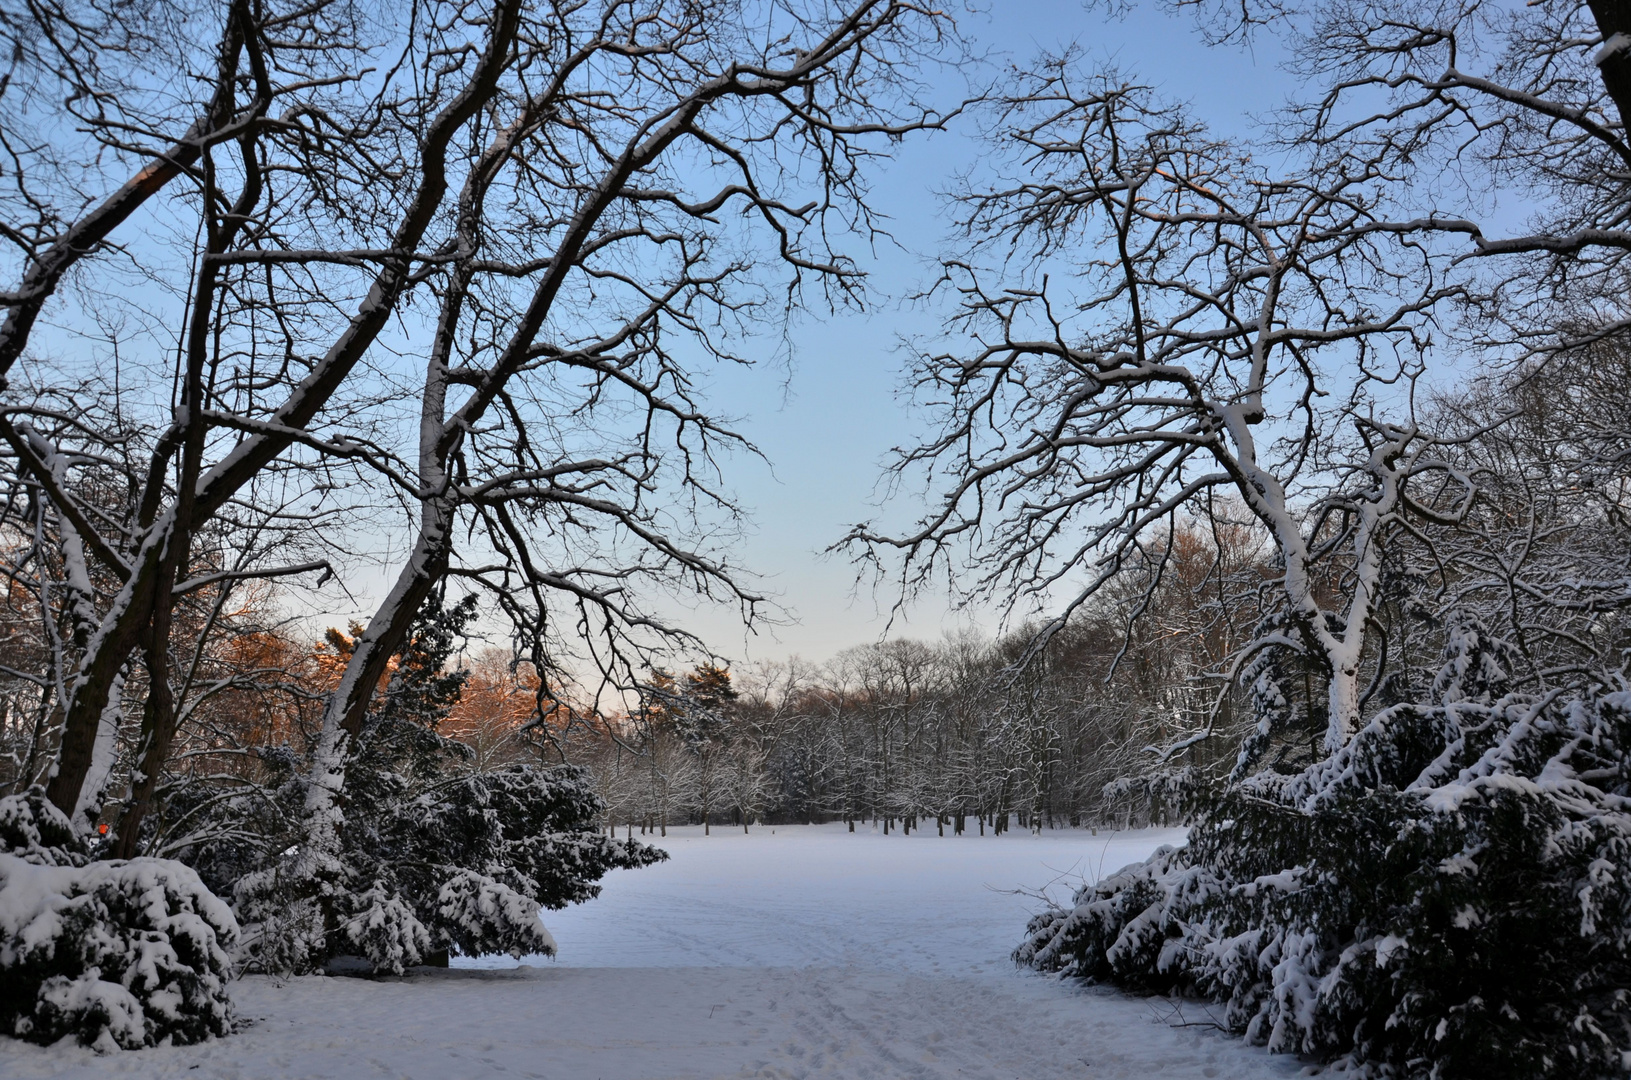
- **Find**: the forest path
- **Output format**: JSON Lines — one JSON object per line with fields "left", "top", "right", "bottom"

{"left": 2, "top": 824, "right": 1306, "bottom": 1079}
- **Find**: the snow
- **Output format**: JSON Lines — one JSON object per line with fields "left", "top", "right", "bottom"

{"left": 1597, "top": 31, "right": 1631, "bottom": 66}
{"left": 0, "top": 824, "right": 1304, "bottom": 1078}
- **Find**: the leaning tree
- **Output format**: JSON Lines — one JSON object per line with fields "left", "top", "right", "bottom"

{"left": 0, "top": 0, "right": 965, "bottom": 1009}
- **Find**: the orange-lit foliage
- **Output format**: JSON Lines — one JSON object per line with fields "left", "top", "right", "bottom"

{"left": 443, "top": 650, "right": 572, "bottom": 769}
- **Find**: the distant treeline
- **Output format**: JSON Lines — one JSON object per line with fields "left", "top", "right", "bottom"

{"left": 579, "top": 542, "right": 1246, "bottom": 836}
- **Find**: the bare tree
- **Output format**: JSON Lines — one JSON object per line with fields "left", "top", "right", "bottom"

{"left": 0, "top": 0, "right": 957, "bottom": 866}
{"left": 849, "top": 0, "right": 1631, "bottom": 753}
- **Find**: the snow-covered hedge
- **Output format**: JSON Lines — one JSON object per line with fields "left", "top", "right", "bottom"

{"left": 0, "top": 788, "right": 237, "bottom": 1051}
{"left": 1018, "top": 686, "right": 1631, "bottom": 1079}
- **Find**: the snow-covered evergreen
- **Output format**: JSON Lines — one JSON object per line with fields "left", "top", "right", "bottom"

{"left": 177, "top": 598, "right": 664, "bottom": 976}
{"left": 0, "top": 789, "right": 236, "bottom": 1051}
{"left": 1019, "top": 674, "right": 1631, "bottom": 1078}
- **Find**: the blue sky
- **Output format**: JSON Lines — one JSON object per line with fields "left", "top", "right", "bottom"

{"left": 246, "top": 1, "right": 1302, "bottom": 674}
{"left": 670, "top": 1, "right": 1295, "bottom": 664}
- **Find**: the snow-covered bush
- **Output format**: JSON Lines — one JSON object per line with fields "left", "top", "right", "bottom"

{"left": 0, "top": 786, "right": 85, "bottom": 867}
{"left": 177, "top": 598, "right": 664, "bottom": 975}
{"left": 225, "top": 761, "right": 656, "bottom": 974}
{"left": 1019, "top": 684, "right": 1631, "bottom": 1078}
{"left": 0, "top": 788, "right": 236, "bottom": 1050}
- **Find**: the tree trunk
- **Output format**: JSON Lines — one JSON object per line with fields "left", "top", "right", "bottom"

{"left": 1589, "top": 0, "right": 1631, "bottom": 123}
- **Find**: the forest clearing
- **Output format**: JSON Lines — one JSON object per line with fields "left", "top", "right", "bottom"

{"left": 1, "top": 826, "right": 1302, "bottom": 1080}
{"left": 2, "top": 0, "right": 1630, "bottom": 1075}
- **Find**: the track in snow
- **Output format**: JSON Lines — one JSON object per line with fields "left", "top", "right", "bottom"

{"left": 1, "top": 823, "right": 1306, "bottom": 1079}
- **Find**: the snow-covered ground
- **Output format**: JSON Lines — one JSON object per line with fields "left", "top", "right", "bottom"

{"left": 1, "top": 824, "right": 1305, "bottom": 1079}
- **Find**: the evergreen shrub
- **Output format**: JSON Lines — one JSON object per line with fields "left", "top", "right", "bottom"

{"left": 1019, "top": 685, "right": 1631, "bottom": 1077}
{"left": 0, "top": 788, "right": 236, "bottom": 1051}
{"left": 184, "top": 598, "right": 665, "bottom": 975}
